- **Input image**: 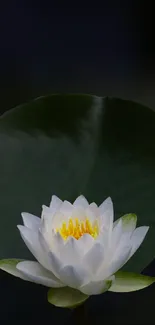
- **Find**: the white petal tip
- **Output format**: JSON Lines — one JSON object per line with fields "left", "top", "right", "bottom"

{"left": 51, "top": 195, "right": 59, "bottom": 199}
{"left": 143, "top": 226, "right": 149, "bottom": 237}
{"left": 21, "top": 212, "right": 26, "bottom": 222}
{"left": 140, "top": 225, "right": 149, "bottom": 236}
{"left": 104, "top": 197, "right": 112, "bottom": 204}
{"left": 17, "top": 225, "right": 27, "bottom": 235}
{"left": 17, "top": 225, "right": 22, "bottom": 231}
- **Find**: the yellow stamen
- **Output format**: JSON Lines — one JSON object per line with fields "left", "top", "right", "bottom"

{"left": 56, "top": 217, "right": 99, "bottom": 240}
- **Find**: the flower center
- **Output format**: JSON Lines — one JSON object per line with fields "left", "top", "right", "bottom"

{"left": 56, "top": 218, "right": 99, "bottom": 240}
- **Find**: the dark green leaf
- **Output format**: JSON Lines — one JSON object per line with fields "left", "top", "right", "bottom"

{"left": 0, "top": 259, "right": 24, "bottom": 278}
{"left": 0, "top": 94, "right": 155, "bottom": 272}
{"left": 109, "top": 271, "right": 155, "bottom": 292}
{"left": 48, "top": 286, "right": 89, "bottom": 308}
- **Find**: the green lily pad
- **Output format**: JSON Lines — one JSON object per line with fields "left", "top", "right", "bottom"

{"left": 0, "top": 94, "right": 155, "bottom": 272}
{"left": 0, "top": 259, "right": 24, "bottom": 278}
{"left": 109, "top": 271, "right": 155, "bottom": 292}
{"left": 48, "top": 286, "right": 89, "bottom": 308}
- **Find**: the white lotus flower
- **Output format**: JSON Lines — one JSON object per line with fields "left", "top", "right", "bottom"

{"left": 11, "top": 196, "right": 149, "bottom": 295}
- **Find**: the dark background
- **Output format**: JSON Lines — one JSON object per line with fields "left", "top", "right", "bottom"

{"left": 1, "top": 1, "right": 155, "bottom": 324}
{"left": 0, "top": 1, "right": 155, "bottom": 113}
